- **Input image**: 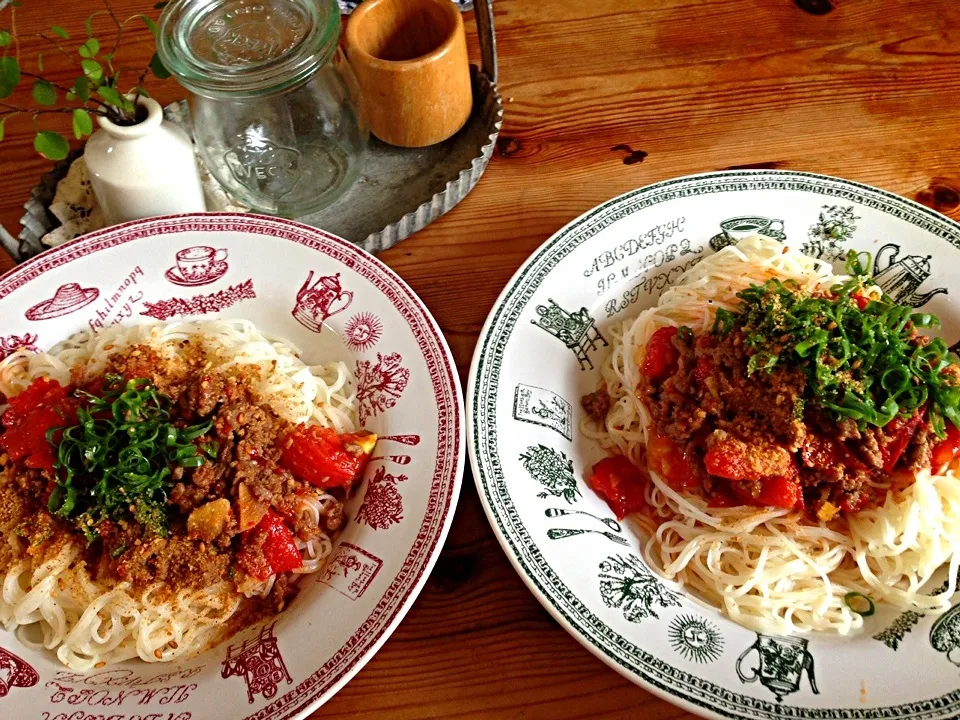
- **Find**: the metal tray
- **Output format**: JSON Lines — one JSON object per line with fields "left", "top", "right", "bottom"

{"left": 3, "top": 0, "right": 500, "bottom": 261}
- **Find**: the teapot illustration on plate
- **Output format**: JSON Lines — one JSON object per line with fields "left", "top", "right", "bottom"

{"left": 873, "top": 243, "right": 948, "bottom": 307}
{"left": 292, "top": 271, "right": 354, "bottom": 333}
{"left": 736, "top": 634, "right": 819, "bottom": 703}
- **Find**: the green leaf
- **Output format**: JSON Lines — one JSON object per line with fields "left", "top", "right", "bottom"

{"left": 72, "top": 108, "right": 93, "bottom": 139}
{"left": 32, "top": 79, "right": 56, "bottom": 106}
{"left": 34, "top": 131, "right": 70, "bottom": 161}
{"left": 78, "top": 38, "right": 100, "bottom": 58}
{"left": 72, "top": 75, "right": 90, "bottom": 100}
{"left": 97, "top": 85, "right": 124, "bottom": 108}
{"left": 133, "top": 86, "right": 150, "bottom": 98}
{"left": 0, "top": 56, "right": 20, "bottom": 99}
{"left": 81, "top": 59, "right": 102, "bottom": 83}
{"left": 149, "top": 52, "right": 170, "bottom": 80}
{"left": 51, "top": 25, "right": 70, "bottom": 40}
{"left": 0, "top": 30, "right": 11, "bottom": 47}
{"left": 141, "top": 15, "right": 159, "bottom": 37}
{"left": 0, "top": 119, "right": 5, "bottom": 143}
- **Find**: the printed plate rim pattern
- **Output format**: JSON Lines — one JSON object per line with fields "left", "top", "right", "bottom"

{"left": 0, "top": 212, "right": 466, "bottom": 720}
{"left": 467, "top": 169, "right": 960, "bottom": 720}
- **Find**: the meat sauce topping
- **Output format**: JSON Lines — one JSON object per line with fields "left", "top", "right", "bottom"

{"left": 0, "top": 342, "right": 375, "bottom": 611}
{"left": 585, "top": 252, "right": 960, "bottom": 521}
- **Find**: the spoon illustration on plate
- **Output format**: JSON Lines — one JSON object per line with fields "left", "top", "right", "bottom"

{"left": 544, "top": 508, "right": 627, "bottom": 546}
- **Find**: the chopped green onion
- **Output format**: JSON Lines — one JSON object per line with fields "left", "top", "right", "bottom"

{"left": 711, "top": 263, "right": 960, "bottom": 432}
{"left": 47, "top": 376, "right": 215, "bottom": 540}
{"left": 843, "top": 591, "right": 876, "bottom": 617}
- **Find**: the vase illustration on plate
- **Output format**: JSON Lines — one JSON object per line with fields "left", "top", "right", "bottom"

{"left": 709, "top": 216, "right": 785, "bottom": 251}
{"left": 25, "top": 283, "right": 99, "bottom": 321}
{"left": 165, "top": 246, "right": 229, "bottom": 287}
{"left": 292, "top": 271, "right": 354, "bottom": 333}
{"left": 0, "top": 646, "right": 39, "bottom": 698}
{"left": 873, "top": 244, "right": 948, "bottom": 307}
{"left": 736, "top": 633, "right": 818, "bottom": 702}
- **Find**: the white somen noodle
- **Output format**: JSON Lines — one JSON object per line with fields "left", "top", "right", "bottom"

{"left": 582, "top": 236, "right": 960, "bottom": 635}
{"left": 0, "top": 319, "right": 357, "bottom": 668}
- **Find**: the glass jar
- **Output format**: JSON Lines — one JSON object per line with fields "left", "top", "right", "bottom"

{"left": 158, "top": 0, "right": 368, "bottom": 217}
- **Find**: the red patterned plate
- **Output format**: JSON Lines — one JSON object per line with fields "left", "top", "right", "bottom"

{"left": 0, "top": 213, "right": 464, "bottom": 719}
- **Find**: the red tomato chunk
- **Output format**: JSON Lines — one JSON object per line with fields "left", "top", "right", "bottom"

{"left": 587, "top": 455, "right": 648, "bottom": 519}
{"left": 641, "top": 327, "right": 679, "bottom": 380}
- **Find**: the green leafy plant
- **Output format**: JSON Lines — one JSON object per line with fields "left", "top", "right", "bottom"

{"left": 0, "top": 0, "right": 170, "bottom": 160}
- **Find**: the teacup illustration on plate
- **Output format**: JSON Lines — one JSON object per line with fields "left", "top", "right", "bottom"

{"left": 165, "top": 246, "right": 229, "bottom": 287}
{"left": 710, "top": 216, "right": 786, "bottom": 251}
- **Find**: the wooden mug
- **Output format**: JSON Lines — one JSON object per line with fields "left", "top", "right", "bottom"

{"left": 345, "top": 0, "right": 473, "bottom": 148}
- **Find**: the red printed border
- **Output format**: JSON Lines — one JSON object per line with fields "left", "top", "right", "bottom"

{"left": 0, "top": 213, "right": 462, "bottom": 720}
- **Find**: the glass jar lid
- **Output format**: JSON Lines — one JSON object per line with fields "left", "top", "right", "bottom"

{"left": 158, "top": 0, "right": 340, "bottom": 99}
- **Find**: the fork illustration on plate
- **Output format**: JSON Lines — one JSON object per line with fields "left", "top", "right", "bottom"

{"left": 547, "top": 528, "right": 629, "bottom": 546}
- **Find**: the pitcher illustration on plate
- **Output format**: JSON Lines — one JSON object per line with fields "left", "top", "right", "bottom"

{"left": 292, "top": 271, "right": 354, "bottom": 333}
{"left": 736, "top": 634, "right": 819, "bottom": 703}
{"left": 873, "top": 243, "right": 947, "bottom": 307}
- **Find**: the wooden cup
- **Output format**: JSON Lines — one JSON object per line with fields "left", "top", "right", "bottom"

{"left": 345, "top": 0, "right": 473, "bottom": 148}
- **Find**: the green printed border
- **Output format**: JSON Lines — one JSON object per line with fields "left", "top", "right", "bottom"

{"left": 470, "top": 170, "right": 960, "bottom": 720}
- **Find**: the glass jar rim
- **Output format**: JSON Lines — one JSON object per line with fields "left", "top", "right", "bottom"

{"left": 157, "top": 0, "right": 341, "bottom": 99}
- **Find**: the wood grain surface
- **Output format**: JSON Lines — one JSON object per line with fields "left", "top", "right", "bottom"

{"left": 2, "top": 1, "right": 960, "bottom": 718}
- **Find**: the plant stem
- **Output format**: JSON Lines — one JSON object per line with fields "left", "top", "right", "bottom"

{"left": 0, "top": 102, "right": 109, "bottom": 118}
{"left": 19, "top": 70, "right": 75, "bottom": 97}
{"left": 103, "top": 0, "right": 124, "bottom": 73}
{"left": 11, "top": 5, "right": 20, "bottom": 63}
{"left": 34, "top": 33, "right": 75, "bottom": 63}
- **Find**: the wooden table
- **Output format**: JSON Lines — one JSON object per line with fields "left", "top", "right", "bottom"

{"left": 3, "top": 1, "right": 960, "bottom": 717}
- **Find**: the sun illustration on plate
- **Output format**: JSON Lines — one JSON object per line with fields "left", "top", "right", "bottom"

{"left": 344, "top": 312, "right": 384, "bottom": 353}
{"left": 667, "top": 614, "right": 724, "bottom": 664}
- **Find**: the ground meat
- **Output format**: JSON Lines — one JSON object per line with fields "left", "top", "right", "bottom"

{"left": 323, "top": 502, "right": 345, "bottom": 533}
{"left": 640, "top": 326, "right": 910, "bottom": 515}
{"left": 171, "top": 460, "right": 230, "bottom": 514}
{"left": 645, "top": 330, "right": 806, "bottom": 449}
{"left": 906, "top": 425, "right": 935, "bottom": 474}
{"left": 180, "top": 372, "right": 225, "bottom": 417}
{"left": 117, "top": 536, "right": 230, "bottom": 589}
{"left": 836, "top": 419, "right": 861, "bottom": 442}
{"left": 581, "top": 387, "right": 610, "bottom": 422}
{"left": 858, "top": 428, "right": 884, "bottom": 470}
{"left": 106, "top": 344, "right": 194, "bottom": 401}
{"left": 267, "top": 572, "right": 297, "bottom": 612}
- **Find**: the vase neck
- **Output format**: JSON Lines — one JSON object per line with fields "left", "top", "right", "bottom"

{"left": 96, "top": 97, "right": 164, "bottom": 140}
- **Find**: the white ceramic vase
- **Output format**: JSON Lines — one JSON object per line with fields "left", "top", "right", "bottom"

{"left": 84, "top": 96, "right": 207, "bottom": 225}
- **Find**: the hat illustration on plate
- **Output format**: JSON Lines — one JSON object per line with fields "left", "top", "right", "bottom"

{"left": 25, "top": 282, "right": 100, "bottom": 321}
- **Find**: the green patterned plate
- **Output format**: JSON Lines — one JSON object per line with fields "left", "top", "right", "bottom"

{"left": 467, "top": 170, "right": 960, "bottom": 719}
